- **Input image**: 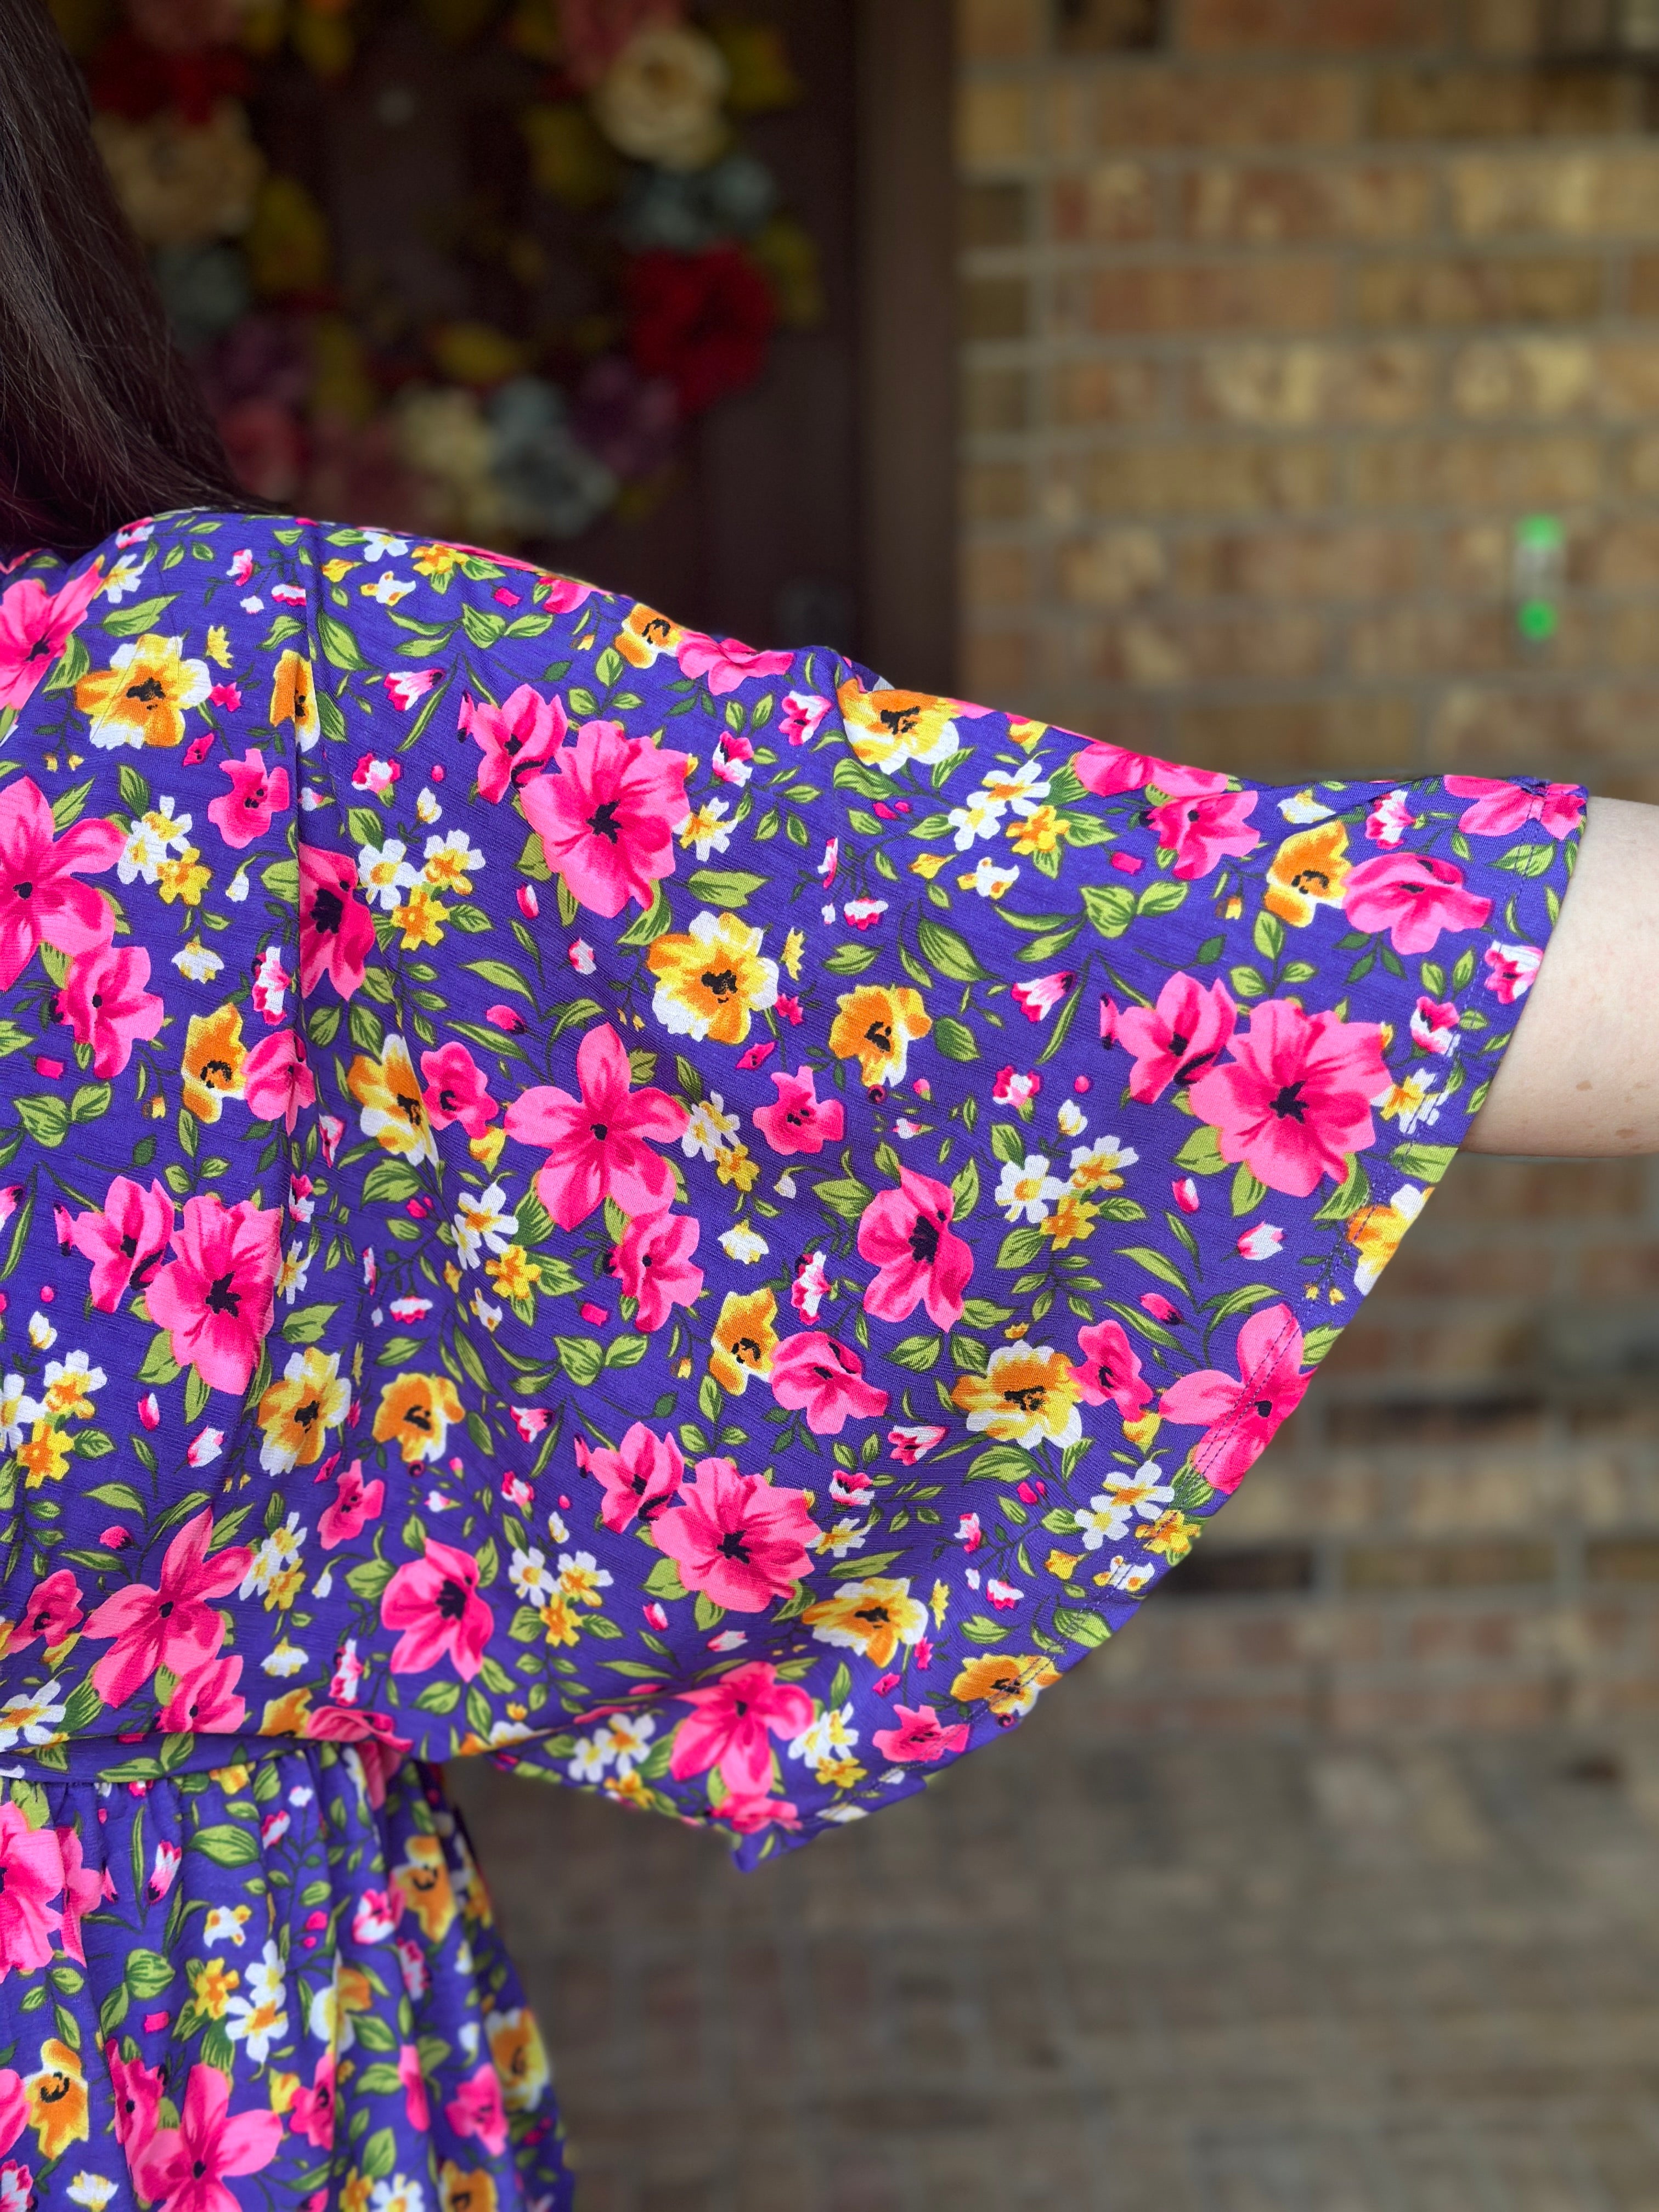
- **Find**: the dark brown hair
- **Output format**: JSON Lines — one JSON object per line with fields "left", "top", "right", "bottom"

{"left": 0, "top": 0, "right": 252, "bottom": 556}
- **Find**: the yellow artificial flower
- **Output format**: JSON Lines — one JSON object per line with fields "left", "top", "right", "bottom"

{"left": 950, "top": 1652, "right": 1059, "bottom": 1719}
{"left": 76, "top": 633, "right": 210, "bottom": 751}
{"left": 182, "top": 1002, "right": 246, "bottom": 1122}
{"left": 16, "top": 1423, "right": 69, "bottom": 1491}
{"left": 1264, "top": 820, "right": 1350, "bottom": 928}
{"left": 647, "top": 910, "right": 778, "bottom": 1046}
{"left": 25, "top": 2039, "right": 88, "bottom": 2160}
{"left": 257, "top": 1346, "right": 349, "bottom": 1472}
{"left": 709, "top": 1287, "right": 778, "bottom": 1395}
{"left": 828, "top": 983, "right": 930, "bottom": 1087}
{"left": 487, "top": 2007, "right": 550, "bottom": 2112}
{"left": 373, "top": 1373, "right": 464, "bottom": 1465}
{"left": 269, "top": 649, "right": 320, "bottom": 748}
{"left": 951, "top": 1342, "right": 1084, "bottom": 1451}
{"left": 393, "top": 1832, "right": 457, "bottom": 1943}
{"left": 802, "top": 1576, "right": 928, "bottom": 1668}
{"left": 347, "top": 1035, "right": 436, "bottom": 1164}
{"left": 836, "top": 674, "right": 959, "bottom": 772}
{"left": 391, "top": 883, "right": 449, "bottom": 949}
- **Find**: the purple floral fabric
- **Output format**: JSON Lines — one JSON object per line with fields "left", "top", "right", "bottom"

{"left": 0, "top": 506, "right": 1582, "bottom": 2206}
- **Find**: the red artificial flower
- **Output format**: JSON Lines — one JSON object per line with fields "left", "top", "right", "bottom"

{"left": 625, "top": 246, "right": 778, "bottom": 418}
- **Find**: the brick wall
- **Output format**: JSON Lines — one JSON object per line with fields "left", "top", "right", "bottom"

{"left": 957, "top": 0, "right": 1659, "bottom": 1733}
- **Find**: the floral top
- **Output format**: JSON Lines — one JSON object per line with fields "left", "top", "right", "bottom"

{"left": 0, "top": 509, "right": 1579, "bottom": 1876}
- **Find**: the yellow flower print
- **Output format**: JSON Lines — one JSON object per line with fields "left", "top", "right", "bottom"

{"left": 910, "top": 853, "right": 949, "bottom": 880}
{"left": 1141, "top": 1509, "right": 1200, "bottom": 1563}
{"left": 157, "top": 844, "right": 211, "bottom": 906}
{"left": 391, "top": 883, "right": 448, "bottom": 949}
{"left": 715, "top": 1143, "right": 759, "bottom": 1193}
{"left": 828, "top": 983, "right": 930, "bottom": 1087}
{"left": 1265, "top": 819, "right": 1350, "bottom": 929}
{"left": 836, "top": 674, "right": 960, "bottom": 772}
{"left": 802, "top": 1576, "right": 928, "bottom": 1668}
{"left": 1007, "top": 805, "right": 1069, "bottom": 857}
{"left": 1039, "top": 1194, "right": 1098, "bottom": 1249}
{"left": 485, "top": 1245, "right": 541, "bottom": 1301}
{"left": 347, "top": 1035, "right": 436, "bottom": 1164}
{"left": 414, "top": 543, "right": 461, "bottom": 579}
{"left": 647, "top": 910, "right": 778, "bottom": 1046}
{"left": 950, "top": 1652, "right": 1059, "bottom": 1719}
{"left": 709, "top": 1287, "right": 778, "bottom": 1395}
{"left": 181, "top": 1003, "right": 246, "bottom": 1123}
{"left": 1346, "top": 1183, "right": 1427, "bottom": 1293}
{"left": 539, "top": 1594, "right": 580, "bottom": 1647}
{"left": 342, "top": 2172, "right": 373, "bottom": 2212}
{"left": 25, "top": 2039, "right": 88, "bottom": 2160}
{"left": 439, "top": 2166, "right": 499, "bottom": 2212}
{"left": 16, "top": 1423, "right": 68, "bottom": 1490}
{"left": 260, "top": 1688, "right": 313, "bottom": 1736}
{"left": 393, "top": 1832, "right": 457, "bottom": 1943}
{"left": 257, "top": 1346, "right": 349, "bottom": 1473}
{"left": 190, "top": 1960, "right": 240, "bottom": 2021}
{"left": 487, "top": 2006, "right": 550, "bottom": 2113}
{"left": 269, "top": 649, "right": 320, "bottom": 748}
{"left": 76, "top": 633, "right": 210, "bottom": 751}
{"left": 205, "top": 624, "right": 232, "bottom": 668}
{"left": 614, "top": 602, "right": 684, "bottom": 669}
{"left": 781, "top": 927, "right": 805, "bottom": 979}
{"left": 951, "top": 1342, "right": 1084, "bottom": 1451}
{"left": 373, "top": 1372, "right": 464, "bottom": 1465}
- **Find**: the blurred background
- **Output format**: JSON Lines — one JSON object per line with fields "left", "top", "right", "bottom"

{"left": 61, "top": 0, "right": 1659, "bottom": 2201}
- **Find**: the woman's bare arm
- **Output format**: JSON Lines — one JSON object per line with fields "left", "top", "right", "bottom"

{"left": 1466, "top": 796, "right": 1659, "bottom": 1156}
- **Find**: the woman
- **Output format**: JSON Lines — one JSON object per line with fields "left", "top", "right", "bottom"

{"left": 0, "top": 3, "right": 1654, "bottom": 2206}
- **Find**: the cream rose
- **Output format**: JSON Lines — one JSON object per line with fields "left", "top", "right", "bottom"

{"left": 590, "top": 24, "right": 729, "bottom": 173}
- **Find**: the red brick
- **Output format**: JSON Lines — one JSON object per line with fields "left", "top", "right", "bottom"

{"left": 1370, "top": 65, "right": 1638, "bottom": 140}
{"left": 1178, "top": 161, "right": 1432, "bottom": 245}
{"left": 1047, "top": 357, "right": 1165, "bottom": 428}
{"left": 1180, "top": 0, "right": 1444, "bottom": 53}
{"left": 1051, "top": 163, "right": 1160, "bottom": 243}
{"left": 1064, "top": 258, "right": 1340, "bottom": 335}
{"left": 1065, "top": 438, "right": 1336, "bottom": 520}
{"left": 1191, "top": 341, "right": 1434, "bottom": 426}
{"left": 1346, "top": 430, "right": 1602, "bottom": 510}
{"left": 1178, "top": 523, "right": 1423, "bottom": 600}
{"left": 1084, "top": 66, "right": 1359, "bottom": 150}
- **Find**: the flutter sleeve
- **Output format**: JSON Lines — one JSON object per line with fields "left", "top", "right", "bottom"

{"left": 305, "top": 525, "right": 1582, "bottom": 1865}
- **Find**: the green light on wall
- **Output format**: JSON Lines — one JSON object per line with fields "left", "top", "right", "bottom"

{"left": 1513, "top": 515, "right": 1565, "bottom": 648}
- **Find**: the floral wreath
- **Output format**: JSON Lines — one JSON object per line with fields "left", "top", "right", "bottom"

{"left": 53, "top": 0, "right": 821, "bottom": 546}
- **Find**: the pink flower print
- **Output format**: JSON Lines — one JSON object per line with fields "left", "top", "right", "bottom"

{"left": 381, "top": 1539, "right": 494, "bottom": 1679}
{"left": 856, "top": 1168, "right": 974, "bottom": 1330}
{"left": 398, "top": 2042, "right": 430, "bottom": 2130}
{"left": 505, "top": 1022, "right": 687, "bottom": 1229}
{"left": 518, "top": 719, "right": 692, "bottom": 917}
{"left": 993, "top": 1067, "right": 1040, "bottom": 1109}
{"left": 1012, "top": 972, "right": 1075, "bottom": 1023}
{"left": 9, "top": 1569, "right": 83, "bottom": 1653}
{"left": 752, "top": 1065, "right": 845, "bottom": 1156}
{"left": 1188, "top": 999, "right": 1389, "bottom": 1199}
{"left": 1073, "top": 1319, "right": 1154, "bottom": 1419}
{"left": 242, "top": 1030, "right": 315, "bottom": 1131}
{"left": 873, "top": 1706, "right": 972, "bottom": 1763}
{"left": 0, "top": 1803, "right": 62, "bottom": 1978}
{"left": 712, "top": 731, "right": 754, "bottom": 785}
{"left": 469, "top": 682, "right": 568, "bottom": 804}
{"left": 445, "top": 2064, "right": 509, "bottom": 2158}
{"left": 539, "top": 573, "right": 596, "bottom": 612}
{"left": 0, "top": 774, "right": 121, "bottom": 989}
{"left": 1365, "top": 788, "right": 1414, "bottom": 845}
{"left": 53, "top": 1825, "right": 104, "bottom": 1968}
{"left": 576, "top": 1421, "right": 685, "bottom": 1534}
{"left": 888, "top": 1423, "right": 946, "bottom": 1465}
{"left": 205, "top": 748, "right": 290, "bottom": 849}
{"left": 419, "top": 1041, "right": 498, "bottom": 1137}
{"left": 613, "top": 1208, "right": 703, "bottom": 1333}
{"left": 298, "top": 846, "right": 376, "bottom": 1001}
{"left": 69, "top": 1174, "right": 173, "bottom": 1312}
{"left": 652, "top": 1458, "right": 821, "bottom": 1612}
{"left": 82, "top": 1507, "right": 253, "bottom": 1707}
{"left": 133, "top": 2062, "right": 283, "bottom": 2212}
{"left": 318, "top": 1460, "right": 387, "bottom": 1548}
{"left": 1114, "top": 974, "right": 1237, "bottom": 1105}
{"left": 675, "top": 632, "right": 795, "bottom": 696}
{"left": 1342, "top": 851, "right": 1491, "bottom": 955}
{"left": 109, "top": 2048, "right": 165, "bottom": 2156}
{"left": 251, "top": 945, "right": 290, "bottom": 1025}
{"left": 148, "top": 1195, "right": 279, "bottom": 1395}
{"left": 1071, "top": 742, "right": 1229, "bottom": 800}
{"left": 0, "top": 561, "right": 99, "bottom": 712}
{"left": 484, "top": 1004, "right": 526, "bottom": 1034}
{"left": 769, "top": 1332, "right": 890, "bottom": 1435}
{"left": 1484, "top": 940, "right": 1542, "bottom": 1003}
{"left": 1147, "top": 788, "right": 1261, "bottom": 881}
{"left": 792, "top": 1249, "right": 831, "bottom": 1320}
{"left": 1159, "top": 1301, "right": 1311, "bottom": 1494}
{"left": 1142, "top": 1292, "right": 1181, "bottom": 1323}
{"left": 1410, "top": 995, "right": 1460, "bottom": 1057}
{"left": 1442, "top": 774, "right": 1583, "bottom": 841}
{"left": 669, "top": 1660, "right": 813, "bottom": 1795}
{"left": 1238, "top": 1222, "right": 1285, "bottom": 1260}
{"left": 782, "top": 690, "right": 831, "bottom": 745}
{"left": 352, "top": 754, "right": 398, "bottom": 798}
{"left": 288, "top": 2057, "right": 336, "bottom": 2150}
{"left": 58, "top": 941, "right": 163, "bottom": 1077}
{"left": 159, "top": 1652, "right": 247, "bottom": 1734}
{"left": 383, "top": 667, "right": 439, "bottom": 712}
